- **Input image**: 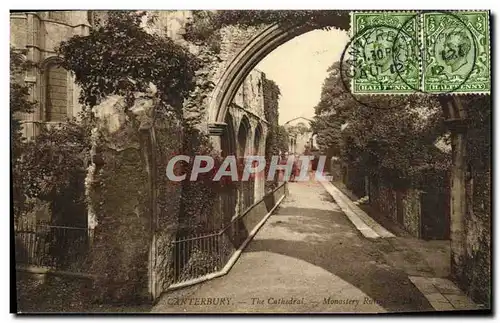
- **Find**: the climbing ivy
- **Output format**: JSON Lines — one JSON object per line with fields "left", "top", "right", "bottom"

{"left": 184, "top": 10, "right": 350, "bottom": 43}
{"left": 57, "top": 11, "right": 200, "bottom": 112}
{"left": 17, "top": 115, "right": 92, "bottom": 226}
{"left": 313, "top": 61, "right": 450, "bottom": 190}
{"left": 11, "top": 48, "right": 36, "bottom": 218}
{"left": 261, "top": 76, "right": 287, "bottom": 191}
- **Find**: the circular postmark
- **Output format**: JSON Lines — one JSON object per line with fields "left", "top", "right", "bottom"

{"left": 394, "top": 10, "right": 478, "bottom": 94}
{"left": 339, "top": 19, "right": 421, "bottom": 109}
{"left": 339, "top": 11, "right": 480, "bottom": 108}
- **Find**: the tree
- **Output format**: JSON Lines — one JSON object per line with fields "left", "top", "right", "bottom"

{"left": 313, "top": 60, "right": 450, "bottom": 190}
{"left": 11, "top": 48, "right": 36, "bottom": 218}
{"left": 276, "top": 126, "right": 290, "bottom": 154}
{"left": 310, "top": 62, "right": 349, "bottom": 159}
{"left": 10, "top": 48, "right": 35, "bottom": 161}
{"left": 57, "top": 11, "right": 200, "bottom": 112}
{"left": 262, "top": 76, "right": 281, "bottom": 158}
{"left": 184, "top": 10, "right": 350, "bottom": 43}
{"left": 18, "top": 117, "right": 91, "bottom": 226}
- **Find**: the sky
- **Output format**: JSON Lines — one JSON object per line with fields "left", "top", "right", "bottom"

{"left": 256, "top": 28, "right": 349, "bottom": 125}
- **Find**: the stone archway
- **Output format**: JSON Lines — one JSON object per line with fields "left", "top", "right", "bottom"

{"left": 220, "top": 113, "right": 238, "bottom": 226}
{"left": 204, "top": 15, "right": 470, "bottom": 296}
{"left": 236, "top": 116, "right": 252, "bottom": 212}
{"left": 253, "top": 122, "right": 264, "bottom": 200}
{"left": 208, "top": 17, "right": 350, "bottom": 125}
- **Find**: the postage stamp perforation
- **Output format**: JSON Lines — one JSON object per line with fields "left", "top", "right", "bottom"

{"left": 349, "top": 10, "right": 490, "bottom": 96}
{"left": 430, "top": 90, "right": 491, "bottom": 97}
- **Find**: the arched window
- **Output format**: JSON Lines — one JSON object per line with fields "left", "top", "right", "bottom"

{"left": 237, "top": 117, "right": 250, "bottom": 158}
{"left": 45, "top": 61, "right": 68, "bottom": 122}
{"left": 220, "top": 114, "right": 238, "bottom": 225}
{"left": 253, "top": 123, "right": 262, "bottom": 156}
{"left": 237, "top": 117, "right": 252, "bottom": 211}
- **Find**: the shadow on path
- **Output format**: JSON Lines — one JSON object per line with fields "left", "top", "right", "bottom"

{"left": 243, "top": 182, "right": 433, "bottom": 312}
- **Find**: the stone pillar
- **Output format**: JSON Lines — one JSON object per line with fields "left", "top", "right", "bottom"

{"left": 208, "top": 121, "right": 227, "bottom": 228}
{"left": 208, "top": 122, "right": 227, "bottom": 153}
{"left": 24, "top": 13, "right": 38, "bottom": 139}
{"left": 450, "top": 124, "right": 467, "bottom": 280}
{"left": 255, "top": 126, "right": 267, "bottom": 201}
{"left": 444, "top": 97, "right": 468, "bottom": 283}
{"left": 85, "top": 87, "right": 181, "bottom": 304}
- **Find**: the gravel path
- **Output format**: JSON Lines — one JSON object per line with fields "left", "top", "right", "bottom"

{"left": 153, "top": 181, "right": 433, "bottom": 313}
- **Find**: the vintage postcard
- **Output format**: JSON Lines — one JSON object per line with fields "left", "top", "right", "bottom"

{"left": 11, "top": 9, "right": 491, "bottom": 314}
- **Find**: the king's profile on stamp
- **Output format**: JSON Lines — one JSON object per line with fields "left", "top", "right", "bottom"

{"left": 348, "top": 10, "right": 490, "bottom": 95}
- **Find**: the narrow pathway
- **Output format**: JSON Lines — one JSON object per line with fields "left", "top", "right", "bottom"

{"left": 153, "top": 181, "right": 434, "bottom": 313}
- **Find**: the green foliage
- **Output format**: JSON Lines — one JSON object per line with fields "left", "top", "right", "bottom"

{"left": 311, "top": 116, "right": 341, "bottom": 157}
{"left": 17, "top": 115, "right": 92, "bottom": 225}
{"left": 178, "top": 125, "right": 239, "bottom": 234}
{"left": 286, "top": 123, "right": 310, "bottom": 136}
{"left": 184, "top": 10, "right": 350, "bottom": 42}
{"left": 179, "top": 248, "right": 222, "bottom": 281}
{"left": 11, "top": 48, "right": 37, "bottom": 217}
{"left": 262, "top": 76, "right": 282, "bottom": 156}
{"left": 313, "top": 61, "right": 450, "bottom": 189}
{"left": 262, "top": 76, "right": 286, "bottom": 190}
{"left": 19, "top": 117, "right": 91, "bottom": 200}
{"left": 275, "top": 126, "right": 290, "bottom": 154}
{"left": 464, "top": 95, "right": 491, "bottom": 216}
{"left": 57, "top": 11, "right": 200, "bottom": 111}
{"left": 11, "top": 48, "right": 36, "bottom": 160}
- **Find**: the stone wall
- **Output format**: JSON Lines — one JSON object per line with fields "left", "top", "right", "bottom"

{"left": 369, "top": 178, "right": 423, "bottom": 238}
{"left": 241, "top": 69, "right": 265, "bottom": 117}
{"left": 9, "top": 11, "right": 90, "bottom": 138}
{"left": 462, "top": 207, "right": 490, "bottom": 306}
{"left": 86, "top": 87, "right": 184, "bottom": 302}
{"left": 203, "top": 23, "right": 269, "bottom": 125}
{"left": 150, "top": 110, "right": 184, "bottom": 299}
{"left": 457, "top": 167, "right": 491, "bottom": 305}
{"left": 401, "top": 189, "right": 422, "bottom": 238}
{"left": 231, "top": 69, "right": 267, "bottom": 125}
{"left": 374, "top": 182, "right": 397, "bottom": 223}
{"left": 12, "top": 10, "right": 278, "bottom": 303}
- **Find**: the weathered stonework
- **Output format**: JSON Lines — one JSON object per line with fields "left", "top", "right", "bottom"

{"left": 86, "top": 84, "right": 184, "bottom": 302}
{"left": 375, "top": 184, "right": 397, "bottom": 223}
{"left": 369, "top": 180, "right": 423, "bottom": 239}
{"left": 14, "top": 11, "right": 490, "bottom": 309}
{"left": 284, "top": 117, "right": 315, "bottom": 155}
{"left": 457, "top": 166, "right": 491, "bottom": 305}
{"left": 10, "top": 11, "right": 90, "bottom": 138}
{"left": 402, "top": 189, "right": 422, "bottom": 238}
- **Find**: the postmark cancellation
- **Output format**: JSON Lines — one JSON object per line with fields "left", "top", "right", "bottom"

{"left": 349, "top": 10, "right": 490, "bottom": 95}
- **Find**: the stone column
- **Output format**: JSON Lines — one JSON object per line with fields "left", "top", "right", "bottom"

{"left": 208, "top": 122, "right": 227, "bottom": 153}
{"left": 86, "top": 90, "right": 159, "bottom": 303}
{"left": 444, "top": 98, "right": 468, "bottom": 283}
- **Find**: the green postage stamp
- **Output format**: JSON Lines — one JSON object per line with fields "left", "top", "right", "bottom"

{"left": 349, "top": 11, "right": 490, "bottom": 95}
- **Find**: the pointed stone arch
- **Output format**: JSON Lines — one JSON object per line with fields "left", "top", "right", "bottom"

{"left": 221, "top": 113, "right": 236, "bottom": 158}
{"left": 253, "top": 122, "right": 265, "bottom": 200}
{"left": 237, "top": 115, "right": 251, "bottom": 157}
{"left": 208, "top": 16, "right": 350, "bottom": 125}
{"left": 253, "top": 122, "right": 263, "bottom": 156}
